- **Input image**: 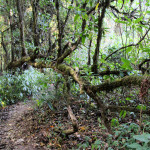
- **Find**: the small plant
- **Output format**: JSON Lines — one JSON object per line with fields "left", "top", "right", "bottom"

{"left": 127, "top": 133, "right": 150, "bottom": 150}
{"left": 76, "top": 122, "right": 150, "bottom": 149}
{"left": 77, "top": 136, "right": 91, "bottom": 150}
{"left": 111, "top": 118, "right": 119, "bottom": 127}
{"left": 91, "top": 139, "right": 102, "bottom": 150}
{"left": 0, "top": 72, "right": 27, "bottom": 106}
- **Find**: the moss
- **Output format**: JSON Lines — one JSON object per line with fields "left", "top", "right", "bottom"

{"left": 91, "top": 75, "right": 150, "bottom": 92}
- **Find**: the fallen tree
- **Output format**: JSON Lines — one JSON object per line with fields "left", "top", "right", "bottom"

{"left": 6, "top": 55, "right": 150, "bottom": 133}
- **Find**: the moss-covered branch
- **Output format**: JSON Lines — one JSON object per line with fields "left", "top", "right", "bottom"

{"left": 6, "top": 55, "right": 47, "bottom": 69}
{"left": 81, "top": 70, "right": 128, "bottom": 77}
{"left": 57, "top": 40, "right": 81, "bottom": 64}
{"left": 90, "top": 75, "right": 150, "bottom": 93}
{"left": 7, "top": 56, "right": 33, "bottom": 69}
{"left": 57, "top": 64, "right": 84, "bottom": 93}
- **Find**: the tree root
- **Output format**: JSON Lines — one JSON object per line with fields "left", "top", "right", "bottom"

{"left": 54, "top": 105, "right": 78, "bottom": 136}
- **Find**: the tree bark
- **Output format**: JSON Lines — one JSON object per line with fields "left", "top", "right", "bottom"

{"left": 31, "top": 0, "right": 40, "bottom": 56}
{"left": 91, "top": 0, "right": 110, "bottom": 74}
{"left": 87, "top": 39, "right": 92, "bottom": 65}
{"left": 1, "top": 31, "right": 8, "bottom": 65}
{"left": 6, "top": 0, "right": 15, "bottom": 62}
{"left": 16, "top": 0, "right": 27, "bottom": 57}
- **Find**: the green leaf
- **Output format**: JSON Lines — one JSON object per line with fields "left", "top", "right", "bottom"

{"left": 145, "top": 2, "right": 150, "bottom": 6}
{"left": 94, "top": 140, "right": 101, "bottom": 145}
{"left": 124, "top": 16, "right": 132, "bottom": 24}
{"left": 111, "top": 118, "right": 119, "bottom": 127}
{"left": 81, "top": 143, "right": 89, "bottom": 149}
{"left": 128, "top": 143, "right": 142, "bottom": 149}
{"left": 146, "top": 11, "right": 150, "bottom": 14}
{"left": 121, "top": 57, "right": 132, "bottom": 70}
{"left": 74, "top": 14, "right": 80, "bottom": 22}
{"left": 88, "top": 33, "right": 93, "bottom": 40}
{"left": 126, "top": 97, "right": 131, "bottom": 100}
{"left": 47, "top": 101, "right": 54, "bottom": 110}
{"left": 135, "top": 16, "right": 143, "bottom": 23}
{"left": 142, "top": 47, "right": 150, "bottom": 53}
{"left": 133, "top": 134, "right": 150, "bottom": 143}
{"left": 82, "top": 13, "right": 88, "bottom": 20}
{"left": 126, "top": 47, "right": 132, "bottom": 53}
{"left": 137, "top": 105, "right": 147, "bottom": 110}
{"left": 82, "top": 36, "right": 86, "bottom": 44}
{"left": 68, "top": 6, "right": 73, "bottom": 9}
{"left": 137, "top": 27, "right": 143, "bottom": 33}
{"left": 119, "top": 110, "right": 127, "bottom": 118}
{"left": 115, "top": 19, "right": 127, "bottom": 24}
{"left": 139, "top": 43, "right": 144, "bottom": 49}
{"left": 90, "top": 1, "right": 93, "bottom": 7}
{"left": 145, "top": 133, "right": 150, "bottom": 139}
{"left": 118, "top": 0, "right": 123, "bottom": 4}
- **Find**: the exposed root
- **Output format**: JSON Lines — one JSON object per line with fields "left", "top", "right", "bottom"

{"left": 54, "top": 105, "right": 78, "bottom": 136}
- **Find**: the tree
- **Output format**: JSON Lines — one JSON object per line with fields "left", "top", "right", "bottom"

{"left": 16, "top": 0, "right": 27, "bottom": 57}
{"left": 1, "top": 0, "right": 150, "bottom": 134}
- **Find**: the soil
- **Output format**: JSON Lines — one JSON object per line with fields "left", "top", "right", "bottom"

{"left": 0, "top": 101, "right": 44, "bottom": 150}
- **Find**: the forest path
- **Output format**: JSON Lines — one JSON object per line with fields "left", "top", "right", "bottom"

{"left": 0, "top": 101, "right": 39, "bottom": 150}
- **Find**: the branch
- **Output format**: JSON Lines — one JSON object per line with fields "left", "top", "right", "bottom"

{"left": 110, "top": 5, "right": 149, "bottom": 26}
{"left": 80, "top": 70, "right": 128, "bottom": 77}
{"left": 90, "top": 75, "right": 150, "bottom": 93}
{"left": 1, "top": 21, "right": 18, "bottom": 33}
{"left": 65, "top": 105, "right": 78, "bottom": 134}
{"left": 57, "top": 40, "right": 81, "bottom": 64}
{"left": 55, "top": 63, "right": 112, "bottom": 132}
{"left": 1, "top": 31, "right": 8, "bottom": 56}
{"left": 139, "top": 59, "right": 150, "bottom": 70}
{"left": 7, "top": 59, "right": 150, "bottom": 132}
{"left": 6, "top": 54, "right": 48, "bottom": 69}
{"left": 139, "top": 59, "right": 150, "bottom": 74}
{"left": 107, "top": 105, "right": 150, "bottom": 115}
{"left": 61, "top": 0, "right": 74, "bottom": 35}
{"left": 98, "top": 70, "right": 128, "bottom": 76}
{"left": 103, "top": 28, "right": 150, "bottom": 62}
{"left": 57, "top": 63, "right": 84, "bottom": 93}
{"left": 86, "top": 0, "right": 115, "bottom": 15}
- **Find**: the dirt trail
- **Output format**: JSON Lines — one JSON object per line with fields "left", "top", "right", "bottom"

{"left": 0, "top": 101, "right": 39, "bottom": 150}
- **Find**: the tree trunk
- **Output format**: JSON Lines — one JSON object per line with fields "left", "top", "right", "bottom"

{"left": 91, "top": 0, "right": 110, "bottom": 74}
{"left": 87, "top": 39, "right": 92, "bottom": 65}
{"left": 0, "top": 56, "right": 2, "bottom": 72}
{"left": 16, "top": 0, "right": 27, "bottom": 57}
{"left": 1, "top": 31, "right": 8, "bottom": 65}
{"left": 6, "top": 0, "right": 15, "bottom": 62}
{"left": 31, "top": 0, "right": 40, "bottom": 56}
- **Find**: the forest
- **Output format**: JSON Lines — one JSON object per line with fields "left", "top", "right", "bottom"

{"left": 0, "top": 0, "right": 150, "bottom": 149}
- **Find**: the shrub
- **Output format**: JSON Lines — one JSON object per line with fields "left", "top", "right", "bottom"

{"left": 0, "top": 67, "right": 54, "bottom": 107}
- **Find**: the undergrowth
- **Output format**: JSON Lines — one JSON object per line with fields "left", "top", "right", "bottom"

{"left": 77, "top": 119, "right": 150, "bottom": 150}
{"left": 0, "top": 68, "right": 56, "bottom": 107}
